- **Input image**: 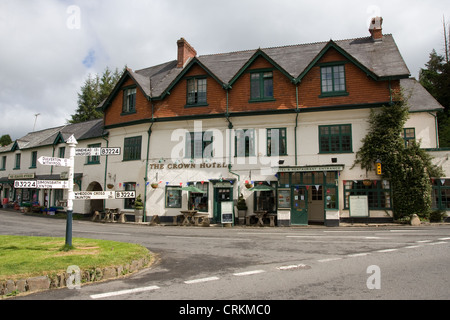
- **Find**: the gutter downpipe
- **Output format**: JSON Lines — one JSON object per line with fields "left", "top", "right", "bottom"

{"left": 295, "top": 82, "right": 300, "bottom": 166}
{"left": 144, "top": 97, "right": 155, "bottom": 223}
{"left": 102, "top": 133, "right": 109, "bottom": 210}
{"left": 428, "top": 112, "right": 440, "bottom": 148}
{"left": 225, "top": 87, "right": 240, "bottom": 201}
{"left": 144, "top": 122, "right": 154, "bottom": 223}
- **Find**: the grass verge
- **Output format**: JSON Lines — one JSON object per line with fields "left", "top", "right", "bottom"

{"left": 0, "top": 235, "right": 151, "bottom": 281}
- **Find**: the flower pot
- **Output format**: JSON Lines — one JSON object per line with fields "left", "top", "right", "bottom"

{"left": 134, "top": 209, "right": 143, "bottom": 223}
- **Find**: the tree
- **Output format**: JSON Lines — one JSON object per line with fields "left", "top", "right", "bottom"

{"left": 69, "top": 66, "right": 122, "bottom": 124}
{"left": 419, "top": 17, "right": 450, "bottom": 146}
{"left": 353, "top": 92, "right": 443, "bottom": 220}
{"left": 0, "top": 134, "right": 12, "bottom": 146}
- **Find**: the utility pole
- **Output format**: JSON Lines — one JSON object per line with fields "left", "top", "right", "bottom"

{"left": 33, "top": 113, "right": 40, "bottom": 132}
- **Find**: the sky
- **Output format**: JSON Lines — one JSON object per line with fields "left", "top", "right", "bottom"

{"left": 1, "top": 0, "right": 449, "bottom": 141}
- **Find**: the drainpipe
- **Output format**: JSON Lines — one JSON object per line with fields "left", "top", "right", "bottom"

{"left": 295, "top": 83, "right": 300, "bottom": 166}
{"left": 102, "top": 133, "right": 109, "bottom": 210}
{"left": 428, "top": 112, "right": 440, "bottom": 149}
{"left": 144, "top": 121, "right": 154, "bottom": 223}
{"left": 224, "top": 87, "right": 240, "bottom": 197}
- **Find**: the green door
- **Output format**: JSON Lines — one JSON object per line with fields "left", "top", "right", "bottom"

{"left": 213, "top": 188, "right": 232, "bottom": 223}
{"left": 291, "top": 187, "right": 308, "bottom": 225}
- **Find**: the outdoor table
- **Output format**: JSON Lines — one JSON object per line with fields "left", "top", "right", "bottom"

{"left": 179, "top": 210, "right": 197, "bottom": 225}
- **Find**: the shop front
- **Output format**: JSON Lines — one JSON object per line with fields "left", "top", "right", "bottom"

{"left": 276, "top": 165, "right": 343, "bottom": 226}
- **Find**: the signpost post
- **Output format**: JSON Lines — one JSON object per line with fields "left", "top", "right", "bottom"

{"left": 65, "top": 135, "right": 77, "bottom": 248}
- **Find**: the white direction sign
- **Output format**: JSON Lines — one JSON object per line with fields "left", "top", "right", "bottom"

{"left": 14, "top": 180, "right": 37, "bottom": 188}
{"left": 115, "top": 191, "right": 136, "bottom": 199}
{"left": 38, "top": 156, "right": 71, "bottom": 167}
{"left": 37, "top": 180, "right": 69, "bottom": 189}
{"left": 75, "top": 147, "right": 121, "bottom": 156}
{"left": 72, "top": 191, "right": 115, "bottom": 200}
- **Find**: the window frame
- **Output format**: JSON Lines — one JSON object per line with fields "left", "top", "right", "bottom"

{"left": 123, "top": 136, "right": 142, "bottom": 161}
{"left": 122, "top": 86, "right": 137, "bottom": 114}
{"left": 186, "top": 77, "right": 208, "bottom": 107}
{"left": 401, "top": 128, "right": 416, "bottom": 147}
{"left": 30, "top": 151, "right": 37, "bottom": 169}
{"left": 235, "top": 129, "right": 256, "bottom": 157}
{"left": 165, "top": 185, "right": 182, "bottom": 208}
{"left": 14, "top": 153, "right": 21, "bottom": 170}
{"left": 344, "top": 180, "right": 392, "bottom": 210}
{"left": 123, "top": 182, "right": 136, "bottom": 209}
{"left": 86, "top": 143, "right": 101, "bottom": 165}
{"left": 319, "top": 124, "right": 353, "bottom": 154}
{"left": 267, "top": 128, "right": 287, "bottom": 156}
{"left": 185, "top": 131, "right": 214, "bottom": 159}
{"left": 249, "top": 69, "right": 275, "bottom": 102}
{"left": 319, "top": 63, "right": 349, "bottom": 97}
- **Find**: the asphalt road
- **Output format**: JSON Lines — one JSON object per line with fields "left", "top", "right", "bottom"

{"left": 1, "top": 210, "right": 449, "bottom": 305}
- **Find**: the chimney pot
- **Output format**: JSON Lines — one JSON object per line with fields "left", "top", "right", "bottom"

{"left": 369, "top": 16, "right": 383, "bottom": 40}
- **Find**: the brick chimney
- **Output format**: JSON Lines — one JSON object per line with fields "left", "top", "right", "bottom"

{"left": 369, "top": 16, "right": 383, "bottom": 41}
{"left": 177, "top": 38, "right": 197, "bottom": 68}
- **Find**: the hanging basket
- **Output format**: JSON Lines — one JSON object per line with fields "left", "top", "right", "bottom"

{"left": 151, "top": 183, "right": 159, "bottom": 189}
{"left": 363, "top": 179, "right": 372, "bottom": 187}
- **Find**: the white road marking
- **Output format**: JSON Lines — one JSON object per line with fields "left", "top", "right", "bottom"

{"left": 377, "top": 248, "right": 398, "bottom": 253}
{"left": 416, "top": 240, "right": 432, "bottom": 243}
{"left": 166, "top": 236, "right": 251, "bottom": 241}
{"left": 347, "top": 252, "right": 371, "bottom": 257}
{"left": 277, "top": 264, "right": 310, "bottom": 270}
{"left": 404, "top": 245, "right": 421, "bottom": 249}
{"left": 184, "top": 276, "right": 220, "bottom": 284}
{"left": 233, "top": 270, "right": 265, "bottom": 276}
{"left": 427, "top": 241, "right": 447, "bottom": 245}
{"left": 90, "top": 285, "right": 160, "bottom": 299}
{"left": 438, "top": 237, "right": 450, "bottom": 240}
{"left": 317, "top": 257, "right": 342, "bottom": 263}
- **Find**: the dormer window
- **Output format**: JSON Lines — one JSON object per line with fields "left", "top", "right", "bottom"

{"left": 250, "top": 70, "right": 274, "bottom": 102}
{"left": 186, "top": 77, "right": 207, "bottom": 106}
{"left": 122, "top": 87, "right": 136, "bottom": 113}
{"left": 320, "top": 64, "right": 348, "bottom": 97}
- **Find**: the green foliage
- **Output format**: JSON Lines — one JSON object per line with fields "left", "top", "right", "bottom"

{"left": 134, "top": 194, "right": 144, "bottom": 209}
{"left": 353, "top": 93, "right": 443, "bottom": 220}
{"left": 0, "top": 134, "right": 12, "bottom": 146}
{"left": 69, "top": 66, "right": 123, "bottom": 124}
{"left": 419, "top": 49, "right": 450, "bottom": 147}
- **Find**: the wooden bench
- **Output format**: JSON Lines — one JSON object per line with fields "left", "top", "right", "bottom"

{"left": 192, "top": 213, "right": 210, "bottom": 226}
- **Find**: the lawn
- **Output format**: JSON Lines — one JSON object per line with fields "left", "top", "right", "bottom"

{"left": 0, "top": 235, "right": 151, "bottom": 281}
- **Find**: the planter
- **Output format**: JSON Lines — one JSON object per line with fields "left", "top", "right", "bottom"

{"left": 151, "top": 183, "right": 159, "bottom": 189}
{"left": 134, "top": 209, "right": 143, "bottom": 223}
{"left": 238, "top": 210, "right": 247, "bottom": 225}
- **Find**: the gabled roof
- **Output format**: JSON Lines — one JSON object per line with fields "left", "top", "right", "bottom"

{"left": 0, "top": 119, "right": 105, "bottom": 153}
{"left": 101, "top": 34, "right": 410, "bottom": 109}
{"left": 401, "top": 78, "right": 444, "bottom": 112}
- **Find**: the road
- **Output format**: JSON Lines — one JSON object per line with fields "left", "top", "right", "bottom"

{"left": 1, "top": 210, "right": 449, "bottom": 305}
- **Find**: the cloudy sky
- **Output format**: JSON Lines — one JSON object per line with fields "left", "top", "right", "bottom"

{"left": 1, "top": 0, "right": 449, "bottom": 140}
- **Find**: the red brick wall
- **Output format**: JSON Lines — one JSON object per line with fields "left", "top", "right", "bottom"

{"left": 298, "top": 48, "right": 396, "bottom": 108}
{"left": 104, "top": 77, "right": 152, "bottom": 127}
{"left": 104, "top": 50, "right": 397, "bottom": 127}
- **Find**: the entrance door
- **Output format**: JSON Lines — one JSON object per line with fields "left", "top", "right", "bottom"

{"left": 309, "top": 186, "right": 324, "bottom": 223}
{"left": 291, "top": 187, "right": 308, "bottom": 225}
{"left": 213, "top": 188, "right": 232, "bottom": 223}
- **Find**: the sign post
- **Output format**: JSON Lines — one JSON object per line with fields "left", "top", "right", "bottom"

{"left": 65, "top": 135, "right": 77, "bottom": 248}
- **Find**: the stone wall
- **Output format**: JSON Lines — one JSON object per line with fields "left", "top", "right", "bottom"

{"left": 1, "top": 256, "right": 150, "bottom": 298}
